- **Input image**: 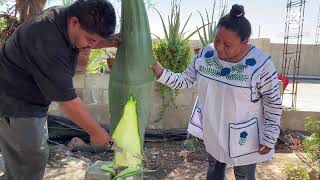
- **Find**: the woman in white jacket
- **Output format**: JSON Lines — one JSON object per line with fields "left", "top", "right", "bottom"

{"left": 150, "top": 4, "right": 282, "bottom": 180}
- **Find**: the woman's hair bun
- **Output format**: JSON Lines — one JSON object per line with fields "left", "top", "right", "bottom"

{"left": 230, "top": 4, "right": 245, "bottom": 18}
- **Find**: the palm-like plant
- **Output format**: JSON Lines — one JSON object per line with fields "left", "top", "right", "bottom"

{"left": 154, "top": 0, "right": 198, "bottom": 46}
{"left": 85, "top": 49, "right": 108, "bottom": 74}
{"left": 153, "top": 0, "right": 201, "bottom": 121}
{"left": 197, "top": 0, "right": 227, "bottom": 47}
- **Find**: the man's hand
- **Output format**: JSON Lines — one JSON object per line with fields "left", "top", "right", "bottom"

{"left": 149, "top": 61, "right": 164, "bottom": 78}
{"left": 259, "top": 144, "right": 271, "bottom": 155}
{"left": 107, "top": 57, "right": 115, "bottom": 70}
{"left": 94, "top": 33, "right": 121, "bottom": 48}
{"left": 90, "top": 127, "right": 112, "bottom": 146}
{"left": 59, "top": 98, "right": 112, "bottom": 147}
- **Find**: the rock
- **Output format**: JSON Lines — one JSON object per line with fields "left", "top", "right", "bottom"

{"left": 85, "top": 161, "right": 112, "bottom": 180}
{"left": 79, "top": 156, "right": 92, "bottom": 163}
{"left": 65, "top": 151, "right": 73, "bottom": 156}
{"left": 48, "top": 144, "right": 69, "bottom": 153}
{"left": 151, "top": 151, "right": 159, "bottom": 155}
{"left": 44, "top": 156, "right": 90, "bottom": 179}
{"left": 163, "top": 154, "right": 168, "bottom": 157}
{"left": 68, "top": 137, "right": 88, "bottom": 150}
{"left": 178, "top": 150, "right": 189, "bottom": 159}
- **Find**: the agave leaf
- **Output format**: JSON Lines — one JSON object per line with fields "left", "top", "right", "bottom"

{"left": 172, "top": 6, "right": 180, "bottom": 44}
{"left": 155, "top": 9, "right": 169, "bottom": 41}
{"left": 155, "top": 0, "right": 196, "bottom": 46}
{"left": 100, "top": 164, "right": 116, "bottom": 177}
{"left": 197, "top": 26, "right": 206, "bottom": 46}
{"left": 185, "top": 23, "right": 209, "bottom": 41}
{"left": 179, "top": 12, "right": 192, "bottom": 39}
{"left": 172, "top": 14, "right": 180, "bottom": 42}
{"left": 206, "top": 9, "right": 215, "bottom": 43}
{"left": 199, "top": 11, "right": 208, "bottom": 44}
{"left": 196, "top": 0, "right": 227, "bottom": 47}
{"left": 168, "top": 15, "right": 173, "bottom": 44}
{"left": 211, "top": 1, "right": 216, "bottom": 22}
{"left": 151, "top": 33, "right": 161, "bottom": 41}
{"left": 112, "top": 167, "right": 144, "bottom": 180}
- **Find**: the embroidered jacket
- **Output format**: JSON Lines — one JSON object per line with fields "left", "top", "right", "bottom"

{"left": 157, "top": 44, "right": 282, "bottom": 166}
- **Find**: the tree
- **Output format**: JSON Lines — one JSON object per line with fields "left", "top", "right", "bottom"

{"left": 0, "top": 0, "right": 46, "bottom": 46}
{"left": 16, "top": 0, "right": 46, "bottom": 22}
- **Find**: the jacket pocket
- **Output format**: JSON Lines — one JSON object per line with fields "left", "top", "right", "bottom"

{"left": 229, "top": 117, "right": 260, "bottom": 158}
{"left": 187, "top": 96, "right": 203, "bottom": 139}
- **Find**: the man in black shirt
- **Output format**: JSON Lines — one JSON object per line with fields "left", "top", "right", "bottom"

{"left": 0, "top": 0, "right": 119, "bottom": 179}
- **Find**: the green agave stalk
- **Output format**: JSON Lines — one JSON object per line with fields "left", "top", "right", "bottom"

{"left": 101, "top": 99, "right": 145, "bottom": 177}
{"left": 112, "top": 96, "right": 142, "bottom": 169}
{"left": 109, "top": 0, "right": 154, "bottom": 150}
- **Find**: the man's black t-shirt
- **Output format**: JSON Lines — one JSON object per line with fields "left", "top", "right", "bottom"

{"left": 0, "top": 6, "right": 78, "bottom": 117}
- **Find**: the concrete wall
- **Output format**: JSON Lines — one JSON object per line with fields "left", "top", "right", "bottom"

{"left": 190, "top": 38, "right": 320, "bottom": 76}
{"left": 50, "top": 73, "right": 311, "bottom": 130}
{"left": 48, "top": 74, "right": 110, "bottom": 126}
{"left": 48, "top": 74, "right": 197, "bottom": 129}
{"left": 281, "top": 110, "right": 320, "bottom": 131}
{"left": 48, "top": 38, "right": 320, "bottom": 131}
{"left": 247, "top": 39, "right": 320, "bottom": 76}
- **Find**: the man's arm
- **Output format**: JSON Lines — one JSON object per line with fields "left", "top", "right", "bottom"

{"left": 58, "top": 97, "right": 111, "bottom": 146}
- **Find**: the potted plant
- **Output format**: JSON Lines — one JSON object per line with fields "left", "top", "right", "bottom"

{"left": 153, "top": 0, "right": 200, "bottom": 121}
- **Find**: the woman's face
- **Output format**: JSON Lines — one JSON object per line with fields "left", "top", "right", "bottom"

{"left": 214, "top": 27, "right": 248, "bottom": 61}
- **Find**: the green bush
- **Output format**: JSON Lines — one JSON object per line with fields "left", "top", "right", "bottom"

{"left": 303, "top": 117, "right": 320, "bottom": 174}
{"left": 0, "top": 17, "right": 6, "bottom": 44}
{"left": 0, "top": 17, "right": 5, "bottom": 31}
{"left": 282, "top": 162, "right": 310, "bottom": 180}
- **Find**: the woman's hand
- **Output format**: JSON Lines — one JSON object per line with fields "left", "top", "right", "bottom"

{"left": 149, "top": 61, "right": 164, "bottom": 78}
{"left": 259, "top": 144, "right": 271, "bottom": 155}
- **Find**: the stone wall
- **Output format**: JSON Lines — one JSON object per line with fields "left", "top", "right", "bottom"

{"left": 191, "top": 38, "right": 320, "bottom": 76}
{"left": 48, "top": 74, "right": 110, "bottom": 126}
{"left": 49, "top": 73, "right": 298, "bottom": 130}
{"left": 48, "top": 74, "right": 197, "bottom": 129}
{"left": 48, "top": 38, "right": 320, "bottom": 131}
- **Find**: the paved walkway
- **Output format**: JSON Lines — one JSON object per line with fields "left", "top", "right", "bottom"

{"left": 282, "top": 81, "right": 320, "bottom": 112}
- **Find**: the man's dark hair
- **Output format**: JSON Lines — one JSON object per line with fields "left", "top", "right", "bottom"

{"left": 217, "top": 4, "right": 251, "bottom": 41}
{"left": 68, "top": 0, "right": 116, "bottom": 38}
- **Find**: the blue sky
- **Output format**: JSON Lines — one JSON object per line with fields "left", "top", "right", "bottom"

{"left": 147, "top": 0, "right": 319, "bottom": 44}
{"left": 2, "top": 0, "right": 319, "bottom": 44}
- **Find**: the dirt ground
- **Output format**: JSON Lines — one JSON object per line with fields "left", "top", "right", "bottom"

{"left": 48, "top": 140, "right": 208, "bottom": 179}
{"left": 44, "top": 131, "right": 318, "bottom": 180}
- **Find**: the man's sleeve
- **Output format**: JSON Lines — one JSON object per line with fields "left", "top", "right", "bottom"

{"left": 25, "top": 29, "right": 77, "bottom": 102}
{"left": 258, "top": 59, "right": 282, "bottom": 148}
